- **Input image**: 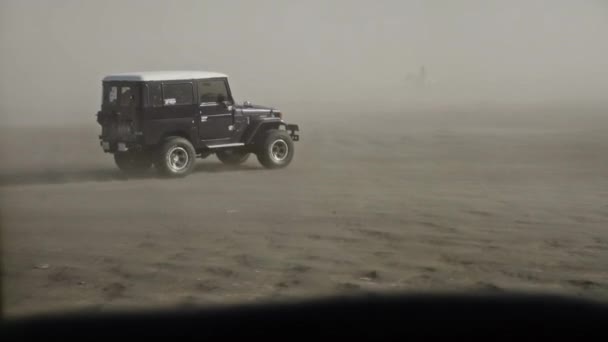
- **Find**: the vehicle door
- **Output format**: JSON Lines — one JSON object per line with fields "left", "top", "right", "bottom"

{"left": 197, "top": 78, "right": 234, "bottom": 142}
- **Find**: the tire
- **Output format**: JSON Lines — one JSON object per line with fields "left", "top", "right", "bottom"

{"left": 216, "top": 150, "right": 250, "bottom": 165}
{"left": 155, "top": 137, "right": 196, "bottom": 177}
{"left": 256, "top": 129, "right": 294, "bottom": 169}
{"left": 114, "top": 152, "right": 152, "bottom": 174}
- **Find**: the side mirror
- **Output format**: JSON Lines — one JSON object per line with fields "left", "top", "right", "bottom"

{"left": 243, "top": 100, "right": 252, "bottom": 108}
{"left": 222, "top": 100, "right": 233, "bottom": 111}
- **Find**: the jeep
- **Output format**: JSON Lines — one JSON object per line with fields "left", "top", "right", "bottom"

{"left": 96, "top": 71, "right": 299, "bottom": 177}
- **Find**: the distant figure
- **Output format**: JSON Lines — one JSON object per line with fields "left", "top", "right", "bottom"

{"left": 405, "top": 66, "right": 427, "bottom": 88}
{"left": 418, "top": 66, "right": 427, "bottom": 87}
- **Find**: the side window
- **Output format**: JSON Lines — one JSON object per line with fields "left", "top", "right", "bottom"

{"left": 163, "top": 83, "right": 193, "bottom": 106}
{"left": 107, "top": 86, "right": 118, "bottom": 104}
{"left": 148, "top": 83, "right": 163, "bottom": 107}
{"left": 198, "top": 79, "right": 229, "bottom": 104}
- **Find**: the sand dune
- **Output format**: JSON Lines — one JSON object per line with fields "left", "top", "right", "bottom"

{"left": 2, "top": 107, "right": 608, "bottom": 316}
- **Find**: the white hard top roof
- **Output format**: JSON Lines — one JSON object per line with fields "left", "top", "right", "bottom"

{"left": 103, "top": 70, "right": 228, "bottom": 82}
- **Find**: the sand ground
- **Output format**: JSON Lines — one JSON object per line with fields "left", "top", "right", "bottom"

{"left": 2, "top": 106, "right": 607, "bottom": 316}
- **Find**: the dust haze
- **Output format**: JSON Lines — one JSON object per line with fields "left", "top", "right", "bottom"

{"left": 1, "top": 0, "right": 608, "bottom": 316}
{"left": 1, "top": 0, "right": 607, "bottom": 124}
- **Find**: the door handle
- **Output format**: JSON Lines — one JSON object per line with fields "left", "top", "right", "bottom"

{"left": 201, "top": 116, "right": 208, "bottom": 122}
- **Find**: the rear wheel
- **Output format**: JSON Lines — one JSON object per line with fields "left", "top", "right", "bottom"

{"left": 155, "top": 137, "right": 196, "bottom": 177}
{"left": 216, "top": 150, "right": 250, "bottom": 165}
{"left": 256, "top": 129, "right": 294, "bottom": 169}
{"left": 114, "top": 152, "right": 152, "bottom": 174}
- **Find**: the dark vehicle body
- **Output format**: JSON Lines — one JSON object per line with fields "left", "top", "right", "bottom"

{"left": 96, "top": 71, "right": 299, "bottom": 177}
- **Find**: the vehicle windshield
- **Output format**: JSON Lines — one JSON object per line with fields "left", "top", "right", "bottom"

{"left": 1, "top": 0, "right": 608, "bottom": 319}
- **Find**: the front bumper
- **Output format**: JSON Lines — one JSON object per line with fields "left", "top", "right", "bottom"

{"left": 286, "top": 124, "right": 300, "bottom": 141}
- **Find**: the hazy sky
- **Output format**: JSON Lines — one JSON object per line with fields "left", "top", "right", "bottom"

{"left": 1, "top": 0, "right": 607, "bottom": 124}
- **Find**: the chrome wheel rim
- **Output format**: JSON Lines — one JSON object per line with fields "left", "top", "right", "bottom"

{"left": 167, "top": 146, "right": 189, "bottom": 171}
{"left": 269, "top": 139, "right": 288, "bottom": 162}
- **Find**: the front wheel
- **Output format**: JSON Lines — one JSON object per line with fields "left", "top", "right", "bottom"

{"left": 256, "top": 129, "right": 294, "bottom": 169}
{"left": 114, "top": 152, "right": 152, "bottom": 174}
{"left": 216, "top": 150, "right": 250, "bottom": 165}
{"left": 155, "top": 137, "right": 196, "bottom": 177}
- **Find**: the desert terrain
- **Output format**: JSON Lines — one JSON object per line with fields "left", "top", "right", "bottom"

{"left": 2, "top": 105, "right": 608, "bottom": 317}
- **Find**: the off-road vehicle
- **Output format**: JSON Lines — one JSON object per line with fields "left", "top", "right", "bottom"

{"left": 96, "top": 71, "right": 299, "bottom": 177}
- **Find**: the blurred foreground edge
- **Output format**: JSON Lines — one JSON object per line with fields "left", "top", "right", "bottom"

{"left": 2, "top": 293, "right": 607, "bottom": 340}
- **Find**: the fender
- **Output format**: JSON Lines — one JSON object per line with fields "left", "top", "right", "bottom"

{"left": 243, "top": 117, "right": 286, "bottom": 144}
